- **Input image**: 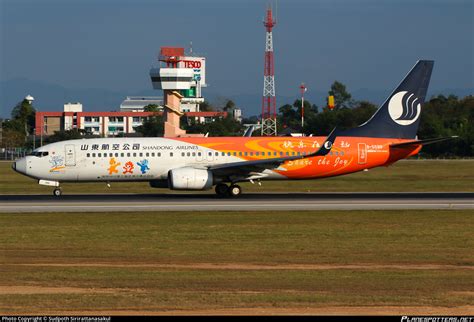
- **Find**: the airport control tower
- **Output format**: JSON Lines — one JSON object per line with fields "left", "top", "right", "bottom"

{"left": 149, "top": 47, "right": 207, "bottom": 137}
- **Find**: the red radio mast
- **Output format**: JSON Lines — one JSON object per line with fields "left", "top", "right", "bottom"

{"left": 261, "top": 6, "right": 277, "bottom": 136}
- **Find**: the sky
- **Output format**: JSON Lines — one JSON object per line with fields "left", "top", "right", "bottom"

{"left": 0, "top": 0, "right": 473, "bottom": 104}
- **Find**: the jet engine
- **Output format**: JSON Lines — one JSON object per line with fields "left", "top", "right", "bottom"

{"left": 168, "top": 167, "right": 213, "bottom": 190}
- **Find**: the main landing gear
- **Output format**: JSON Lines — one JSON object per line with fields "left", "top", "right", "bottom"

{"left": 215, "top": 183, "right": 242, "bottom": 198}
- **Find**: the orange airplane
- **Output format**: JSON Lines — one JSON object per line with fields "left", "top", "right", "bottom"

{"left": 13, "top": 60, "right": 454, "bottom": 197}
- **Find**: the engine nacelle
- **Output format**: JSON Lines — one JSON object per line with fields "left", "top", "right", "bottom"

{"left": 168, "top": 167, "right": 213, "bottom": 190}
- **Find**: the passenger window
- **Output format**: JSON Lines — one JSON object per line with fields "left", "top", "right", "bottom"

{"left": 187, "top": 152, "right": 190, "bottom": 157}
{"left": 268, "top": 152, "right": 271, "bottom": 156}
{"left": 158, "top": 153, "right": 161, "bottom": 157}
{"left": 127, "top": 153, "right": 131, "bottom": 157}
{"left": 133, "top": 153, "right": 136, "bottom": 157}
{"left": 140, "top": 153, "right": 143, "bottom": 157}
{"left": 182, "top": 152, "right": 185, "bottom": 157}
{"left": 198, "top": 152, "right": 201, "bottom": 156}
{"left": 239, "top": 152, "right": 242, "bottom": 156}
{"left": 215, "top": 152, "right": 218, "bottom": 156}
{"left": 170, "top": 152, "right": 173, "bottom": 157}
{"left": 146, "top": 153, "right": 149, "bottom": 157}
{"left": 221, "top": 152, "right": 225, "bottom": 156}
{"left": 227, "top": 152, "right": 231, "bottom": 156}
{"left": 120, "top": 153, "right": 124, "bottom": 157}
{"left": 192, "top": 152, "right": 196, "bottom": 157}
{"left": 280, "top": 152, "right": 283, "bottom": 156}
{"left": 208, "top": 152, "right": 212, "bottom": 156}
{"left": 244, "top": 152, "right": 248, "bottom": 156}
{"left": 233, "top": 152, "right": 236, "bottom": 156}
{"left": 98, "top": 153, "right": 101, "bottom": 157}
{"left": 291, "top": 152, "right": 295, "bottom": 156}
{"left": 92, "top": 153, "right": 96, "bottom": 157}
{"left": 87, "top": 153, "right": 90, "bottom": 158}
{"left": 115, "top": 153, "right": 119, "bottom": 157}
{"left": 151, "top": 153, "right": 154, "bottom": 157}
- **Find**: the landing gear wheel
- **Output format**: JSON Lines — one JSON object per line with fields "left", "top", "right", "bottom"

{"left": 228, "top": 184, "right": 242, "bottom": 197}
{"left": 53, "top": 188, "right": 62, "bottom": 197}
{"left": 215, "top": 183, "right": 229, "bottom": 197}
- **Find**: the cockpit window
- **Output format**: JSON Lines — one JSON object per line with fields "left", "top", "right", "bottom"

{"left": 29, "top": 151, "right": 49, "bottom": 157}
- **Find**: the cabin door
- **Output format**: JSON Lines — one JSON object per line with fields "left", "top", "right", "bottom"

{"left": 358, "top": 143, "right": 367, "bottom": 164}
{"left": 65, "top": 144, "right": 76, "bottom": 166}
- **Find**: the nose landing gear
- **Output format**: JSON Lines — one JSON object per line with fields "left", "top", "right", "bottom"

{"left": 53, "top": 188, "right": 62, "bottom": 197}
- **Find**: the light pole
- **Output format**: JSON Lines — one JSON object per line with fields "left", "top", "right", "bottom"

{"left": 299, "top": 83, "right": 307, "bottom": 128}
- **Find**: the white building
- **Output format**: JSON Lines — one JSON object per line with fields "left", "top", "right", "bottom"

{"left": 120, "top": 97, "right": 164, "bottom": 112}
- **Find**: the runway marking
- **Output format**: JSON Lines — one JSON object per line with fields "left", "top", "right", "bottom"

{"left": 0, "top": 286, "right": 119, "bottom": 295}
{"left": 7, "top": 262, "right": 474, "bottom": 271}
{"left": 0, "top": 203, "right": 472, "bottom": 212}
{"left": 13, "top": 306, "right": 474, "bottom": 316}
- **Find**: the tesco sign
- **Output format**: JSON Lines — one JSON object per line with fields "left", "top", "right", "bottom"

{"left": 182, "top": 60, "right": 202, "bottom": 68}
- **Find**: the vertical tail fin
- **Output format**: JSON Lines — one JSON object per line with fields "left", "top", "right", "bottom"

{"left": 342, "top": 60, "right": 434, "bottom": 139}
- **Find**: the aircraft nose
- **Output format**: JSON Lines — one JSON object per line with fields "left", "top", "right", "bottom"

{"left": 13, "top": 158, "right": 27, "bottom": 175}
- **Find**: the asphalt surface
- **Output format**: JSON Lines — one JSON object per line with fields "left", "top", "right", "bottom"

{"left": 0, "top": 192, "right": 473, "bottom": 212}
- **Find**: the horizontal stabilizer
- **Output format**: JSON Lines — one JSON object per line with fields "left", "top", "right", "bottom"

{"left": 390, "top": 136, "right": 458, "bottom": 148}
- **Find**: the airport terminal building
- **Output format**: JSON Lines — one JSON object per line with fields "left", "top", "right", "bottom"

{"left": 35, "top": 102, "right": 228, "bottom": 137}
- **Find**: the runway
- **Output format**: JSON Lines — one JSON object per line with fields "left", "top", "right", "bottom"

{"left": 0, "top": 192, "right": 473, "bottom": 212}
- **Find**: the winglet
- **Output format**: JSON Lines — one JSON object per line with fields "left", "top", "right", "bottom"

{"left": 310, "top": 127, "right": 337, "bottom": 157}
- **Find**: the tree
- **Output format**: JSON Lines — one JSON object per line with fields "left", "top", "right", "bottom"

{"left": 351, "top": 101, "right": 377, "bottom": 125}
{"left": 0, "top": 128, "right": 25, "bottom": 148}
{"left": 135, "top": 113, "right": 164, "bottom": 137}
{"left": 328, "top": 81, "right": 352, "bottom": 109}
{"left": 199, "top": 101, "right": 214, "bottom": 112}
{"left": 143, "top": 104, "right": 160, "bottom": 112}
{"left": 418, "top": 95, "right": 474, "bottom": 157}
{"left": 278, "top": 99, "right": 318, "bottom": 132}
{"left": 185, "top": 114, "right": 243, "bottom": 136}
{"left": 12, "top": 99, "right": 36, "bottom": 137}
{"left": 135, "top": 104, "right": 164, "bottom": 137}
{"left": 46, "top": 129, "right": 87, "bottom": 144}
{"left": 223, "top": 99, "right": 236, "bottom": 111}
{"left": 3, "top": 98, "right": 36, "bottom": 145}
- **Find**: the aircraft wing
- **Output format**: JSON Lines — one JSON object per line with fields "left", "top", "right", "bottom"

{"left": 208, "top": 128, "right": 338, "bottom": 178}
{"left": 390, "top": 136, "right": 458, "bottom": 148}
